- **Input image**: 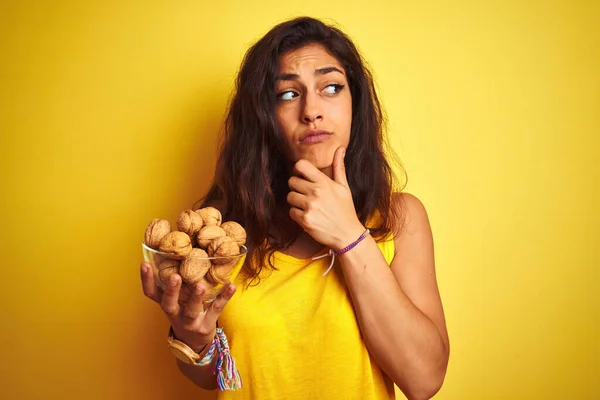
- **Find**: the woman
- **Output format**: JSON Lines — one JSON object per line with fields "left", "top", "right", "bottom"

{"left": 141, "top": 16, "right": 449, "bottom": 400}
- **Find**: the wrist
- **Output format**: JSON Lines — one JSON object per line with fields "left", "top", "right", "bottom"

{"left": 171, "top": 327, "right": 214, "bottom": 353}
{"left": 333, "top": 224, "right": 367, "bottom": 253}
{"left": 333, "top": 226, "right": 370, "bottom": 256}
{"left": 168, "top": 326, "right": 216, "bottom": 366}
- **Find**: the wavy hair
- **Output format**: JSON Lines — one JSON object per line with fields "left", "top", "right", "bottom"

{"left": 197, "top": 16, "right": 405, "bottom": 286}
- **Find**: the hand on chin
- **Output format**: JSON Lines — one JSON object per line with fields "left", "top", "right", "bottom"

{"left": 294, "top": 149, "right": 335, "bottom": 178}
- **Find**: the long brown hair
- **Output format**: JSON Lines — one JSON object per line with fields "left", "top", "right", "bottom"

{"left": 197, "top": 17, "right": 405, "bottom": 286}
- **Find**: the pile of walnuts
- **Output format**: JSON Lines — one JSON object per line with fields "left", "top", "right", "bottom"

{"left": 144, "top": 207, "right": 246, "bottom": 304}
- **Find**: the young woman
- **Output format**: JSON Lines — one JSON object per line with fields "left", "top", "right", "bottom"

{"left": 141, "top": 16, "right": 449, "bottom": 400}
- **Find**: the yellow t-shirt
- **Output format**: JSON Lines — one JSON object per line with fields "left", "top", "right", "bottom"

{"left": 218, "top": 234, "right": 396, "bottom": 400}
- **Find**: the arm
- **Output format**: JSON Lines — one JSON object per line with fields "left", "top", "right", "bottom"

{"left": 140, "top": 262, "right": 237, "bottom": 391}
{"left": 338, "top": 193, "right": 449, "bottom": 399}
{"left": 287, "top": 149, "right": 449, "bottom": 399}
{"left": 176, "top": 358, "right": 217, "bottom": 390}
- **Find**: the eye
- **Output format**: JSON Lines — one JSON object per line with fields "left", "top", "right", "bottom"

{"left": 323, "top": 83, "right": 345, "bottom": 95}
{"left": 277, "top": 90, "right": 298, "bottom": 101}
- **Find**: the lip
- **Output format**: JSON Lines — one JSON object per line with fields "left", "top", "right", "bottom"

{"left": 299, "top": 129, "right": 333, "bottom": 144}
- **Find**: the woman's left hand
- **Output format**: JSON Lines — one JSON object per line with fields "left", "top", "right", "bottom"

{"left": 287, "top": 146, "right": 365, "bottom": 251}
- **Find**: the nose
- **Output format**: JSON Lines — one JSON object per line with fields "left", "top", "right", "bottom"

{"left": 302, "top": 92, "right": 323, "bottom": 123}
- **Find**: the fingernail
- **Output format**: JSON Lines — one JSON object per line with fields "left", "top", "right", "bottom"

{"left": 229, "top": 285, "right": 236, "bottom": 294}
{"left": 195, "top": 285, "right": 203, "bottom": 295}
{"left": 141, "top": 264, "right": 148, "bottom": 273}
{"left": 169, "top": 276, "right": 178, "bottom": 287}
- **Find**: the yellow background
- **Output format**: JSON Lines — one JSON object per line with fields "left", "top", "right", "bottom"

{"left": 1, "top": 0, "right": 598, "bottom": 398}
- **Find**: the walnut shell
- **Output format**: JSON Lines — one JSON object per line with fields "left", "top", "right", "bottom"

{"left": 144, "top": 219, "right": 171, "bottom": 249}
{"left": 180, "top": 248, "right": 212, "bottom": 284}
{"left": 152, "top": 253, "right": 167, "bottom": 268}
{"left": 196, "top": 207, "right": 222, "bottom": 227}
{"left": 177, "top": 210, "right": 204, "bottom": 245}
{"left": 158, "top": 231, "right": 193, "bottom": 260}
{"left": 208, "top": 236, "right": 239, "bottom": 265}
{"left": 206, "top": 262, "right": 235, "bottom": 285}
{"left": 158, "top": 266, "right": 179, "bottom": 286}
{"left": 196, "top": 225, "right": 226, "bottom": 249}
{"left": 158, "top": 258, "right": 180, "bottom": 271}
{"left": 154, "top": 259, "right": 179, "bottom": 289}
{"left": 221, "top": 221, "right": 246, "bottom": 246}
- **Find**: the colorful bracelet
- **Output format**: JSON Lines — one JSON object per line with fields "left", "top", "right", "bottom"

{"left": 334, "top": 228, "right": 370, "bottom": 256}
{"left": 199, "top": 327, "right": 242, "bottom": 390}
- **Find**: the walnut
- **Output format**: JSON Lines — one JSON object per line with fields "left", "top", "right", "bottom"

{"left": 196, "top": 225, "right": 226, "bottom": 249}
{"left": 196, "top": 207, "right": 222, "bottom": 227}
{"left": 154, "top": 259, "right": 179, "bottom": 289}
{"left": 177, "top": 210, "right": 204, "bottom": 244}
{"left": 207, "top": 236, "right": 239, "bottom": 264}
{"left": 206, "top": 262, "right": 235, "bottom": 285}
{"left": 152, "top": 253, "right": 167, "bottom": 269}
{"left": 221, "top": 221, "right": 246, "bottom": 246}
{"left": 180, "top": 248, "right": 212, "bottom": 284}
{"left": 158, "top": 258, "right": 180, "bottom": 271}
{"left": 144, "top": 219, "right": 171, "bottom": 249}
{"left": 158, "top": 231, "right": 192, "bottom": 260}
{"left": 158, "top": 266, "right": 179, "bottom": 287}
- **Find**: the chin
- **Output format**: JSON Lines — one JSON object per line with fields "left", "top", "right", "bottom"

{"left": 297, "top": 146, "right": 336, "bottom": 169}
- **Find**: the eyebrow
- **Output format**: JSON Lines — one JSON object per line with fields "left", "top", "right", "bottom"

{"left": 276, "top": 66, "right": 345, "bottom": 81}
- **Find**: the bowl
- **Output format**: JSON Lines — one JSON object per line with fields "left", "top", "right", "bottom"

{"left": 142, "top": 242, "right": 247, "bottom": 304}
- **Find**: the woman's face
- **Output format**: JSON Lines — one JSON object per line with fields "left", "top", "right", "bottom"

{"left": 275, "top": 43, "right": 352, "bottom": 173}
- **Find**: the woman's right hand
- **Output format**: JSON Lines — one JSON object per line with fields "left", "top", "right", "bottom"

{"left": 140, "top": 261, "right": 237, "bottom": 351}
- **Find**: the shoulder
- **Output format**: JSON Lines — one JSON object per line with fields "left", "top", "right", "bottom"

{"left": 391, "top": 192, "right": 431, "bottom": 235}
{"left": 390, "top": 192, "right": 433, "bottom": 259}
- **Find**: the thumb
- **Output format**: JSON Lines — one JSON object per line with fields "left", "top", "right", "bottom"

{"left": 332, "top": 147, "right": 349, "bottom": 187}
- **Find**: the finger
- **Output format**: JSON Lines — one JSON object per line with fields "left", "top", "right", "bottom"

{"left": 141, "top": 262, "right": 162, "bottom": 303}
{"left": 288, "top": 175, "right": 313, "bottom": 195}
{"left": 182, "top": 282, "right": 207, "bottom": 323}
{"left": 293, "top": 159, "right": 324, "bottom": 183}
{"left": 286, "top": 191, "right": 308, "bottom": 210}
{"left": 332, "top": 147, "right": 349, "bottom": 187}
{"left": 160, "top": 274, "right": 182, "bottom": 319}
{"left": 289, "top": 207, "right": 305, "bottom": 227}
{"left": 203, "top": 283, "right": 237, "bottom": 329}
